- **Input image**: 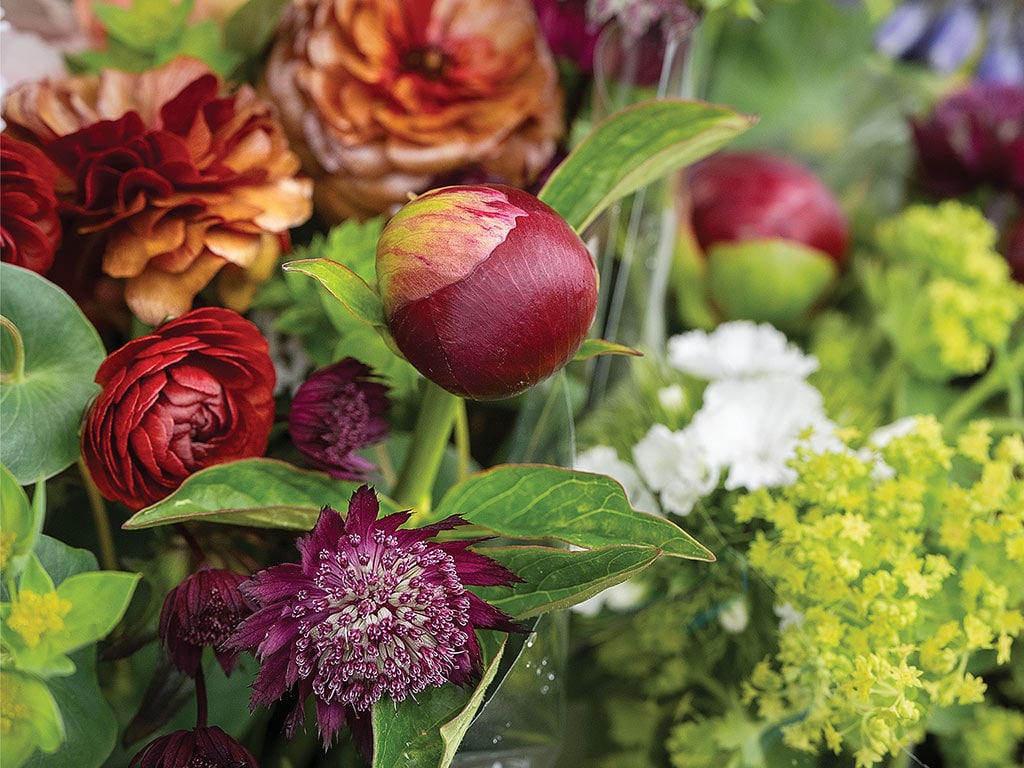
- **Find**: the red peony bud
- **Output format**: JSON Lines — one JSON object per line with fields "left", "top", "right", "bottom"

{"left": 687, "top": 151, "right": 850, "bottom": 265}
{"left": 376, "top": 184, "right": 598, "bottom": 400}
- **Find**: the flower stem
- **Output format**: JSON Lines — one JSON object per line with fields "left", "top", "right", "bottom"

{"left": 79, "top": 458, "right": 118, "bottom": 572}
{"left": 194, "top": 667, "right": 208, "bottom": 729}
{"left": 0, "top": 315, "right": 26, "bottom": 384}
{"left": 453, "top": 398, "right": 471, "bottom": 483}
{"left": 392, "top": 381, "right": 461, "bottom": 514}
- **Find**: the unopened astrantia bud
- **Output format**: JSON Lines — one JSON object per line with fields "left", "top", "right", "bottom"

{"left": 158, "top": 566, "right": 251, "bottom": 679}
{"left": 287, "top": 358, "right": 391, "bottom": 480}
{"left": 376, "top": 184, "right": 599, "bottom": 400}
{"left": 129, "top": 726, "right": 258, "bottom": 768}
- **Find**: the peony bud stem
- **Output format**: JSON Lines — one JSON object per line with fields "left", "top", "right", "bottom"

{"left": 79, "top": 458, "right": 118, "bottom": 572}
{"left": 392, "top": 381, "right": 462, "bottom": 514}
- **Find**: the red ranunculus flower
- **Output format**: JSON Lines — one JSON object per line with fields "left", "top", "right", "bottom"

{"left": 82, "top": 307, "right": 276, "bottom": 510}
{"left": 0, "top": 136, "right": 62, "bottom": 274}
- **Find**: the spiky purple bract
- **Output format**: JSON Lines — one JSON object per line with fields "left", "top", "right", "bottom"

{"left": 227, "top": 486, "right": 522, "bottom": 748}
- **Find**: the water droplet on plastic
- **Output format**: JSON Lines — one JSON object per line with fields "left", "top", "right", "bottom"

{"left": 540, "top": 684, "right": 550, "bottom": 694}
{"left": 547, "top": 672, "right": 556, "bottom": 681}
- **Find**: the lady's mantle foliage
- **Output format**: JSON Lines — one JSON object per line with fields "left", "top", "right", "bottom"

{"left": 228, "top": 485, "right": 523, "bottom": 747}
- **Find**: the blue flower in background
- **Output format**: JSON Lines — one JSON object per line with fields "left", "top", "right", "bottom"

{"left": 874, "top": 0, "right": 1024, "bottom": 83}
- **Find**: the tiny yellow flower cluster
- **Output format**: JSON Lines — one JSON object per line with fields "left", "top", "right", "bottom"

{"left": 736, "top": 417, "right": 1023, "bottom": 766}
{"left": 7, "top": 590, "right": 72, "bottom": 648}
{"left": 867, "top": 201, "right": 1024, "bottom": 381}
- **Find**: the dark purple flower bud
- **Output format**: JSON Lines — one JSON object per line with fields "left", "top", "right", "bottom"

{"left": 129, "top": 726, "right": 258, "bottom": 768}
{"left": 909, "top": 81, "right": 1024, "bottom": 198}
{"left": 158, "top": 567, "right": 251, "bottom": 679}
{"left": 531, "top": 0, "right": 602, "bottom": 73}
{"left": 227, "top": 486, "right": 524, "bottom": 748}
{"left": 287, "top": 358, "right": 390, "bottom": 480}
{"left": 376, "top": 184, "right": 599, "bottom": 401}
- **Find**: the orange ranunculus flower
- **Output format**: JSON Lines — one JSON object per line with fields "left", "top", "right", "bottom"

{"left": 262, "top": 0, "right": 564, "bottom": 223}
{"left": 2, "top": 56, "right": 313, "bottom": 326}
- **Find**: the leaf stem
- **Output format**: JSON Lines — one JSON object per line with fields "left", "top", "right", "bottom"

{"left": 0, "top": 314, "right": 26, "bottom": 384}
{"left": 79, "top": 458, "right": 118, "bottom": 572}
{"left": 391, "top": 381, "right": 461, "bottom": 514}
{"left": 942, "top": 343, "right": 1024, "bottom": 431}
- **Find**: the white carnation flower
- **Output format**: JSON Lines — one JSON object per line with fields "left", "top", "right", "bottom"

{"left": 575, "top": 445, "right": 660, "bottom": 516}
{"left": 632, "top": 424, "right": 718, "bottom": 516}
{"left": 690, "top": 375, "right": 837, "bottom": 490}
{"left": 718, "top": 598, "right": 750, "bottom": 634}
{"left": 667, "top": 321, "right": 819, "bottom": 381}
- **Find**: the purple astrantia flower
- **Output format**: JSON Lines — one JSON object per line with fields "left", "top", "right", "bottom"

{"left": 129, "top": 726, "right": 258, "bottom": 768}
{"left": 158, "top": 567, "right": 251, "bottom": 678}
{"left": 227, "top": 486, "right": 523, "bottom": 748}
{"left": 909, "top": 80, "right": 1024, "bottom": 198}
{"left": 287, "top": 358, "right": 390, "bottom": 480}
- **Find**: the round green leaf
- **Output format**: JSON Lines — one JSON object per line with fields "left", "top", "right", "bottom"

{"left": 0, "top": 265, "right": 105, "bottom": 483}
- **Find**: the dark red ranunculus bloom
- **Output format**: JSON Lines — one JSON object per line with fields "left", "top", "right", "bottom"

{"left": 227, "top": 486, "right": 523, "bottom": 749}
{"left": 81, "top": 307, "right": 276, "bottom": 510}
{"left": 0, "top": 136, "right": 62, "bottom": 274}
{"left": 159, "top": 567, "right": 251, "bottom": 678}
{"left": 287, "top": 358, "right": 390, "bottom": 480}
{"left": 910, "top": 81, "right": 1024, "bottom": 199}
{"left": 129, "top": 725, "right": 258, "bottom": 768}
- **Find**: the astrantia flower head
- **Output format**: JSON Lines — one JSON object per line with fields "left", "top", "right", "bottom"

{"left": 228, "top": 486, "right": 523, "bottom": 747}
{"left": 667, "top": 321, "right": 819, "bottom": 381}
{"left": 129, "top": 726, "right": 258, "bottom": 768}
{"left": 288, "top": 358, "right": 390, "bottom": 480}
{"left": 159, "top": 567, "right": 251, "bottom": 678}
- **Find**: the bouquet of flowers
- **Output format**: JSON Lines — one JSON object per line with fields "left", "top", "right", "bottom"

{"left": 0, "top": 0, "right": 1022, "bottom": 767}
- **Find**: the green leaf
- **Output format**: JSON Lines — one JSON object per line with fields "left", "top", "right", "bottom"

{"left": 21, "top": 648, "right": 119, "bottom": 768}
{"left": 223, "top": 0, "right": 290, "bottom": 59}
{"left": 477, "top": 545, "right": 659, "bottom": 618}
{"left": 0, "top": 465, "right": 43, "bottom": 580}
{"left": 573, "top": 338, "right": 643, "bottom": 361}
{"left": 122, "top": 458, "right": 401, "bottom": 530}
{"left": 431, "top": 465, "right": 713, "bottom": 561}
{"left": 0, "top": 265, "right": 105, "bottom": 483}
{"left": 92, "top": 0, "right": 192, "bottom": 51}
{"left": 372, "top": 636, "right": 508, "bottom": 768}
{"left": 283, "top": 258, "right": 387, "bottom": 330}
{"left": 173, "top": 20, "right": 242, "bottom": 77}
{"left": 52, "top": 572, "right": 141, "bottom": 654}
{"left": 538, "top": 99, "right": 755, "bottom": 233}
{"left": 0, "top": 670, "right": 65, "bottom": 767}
